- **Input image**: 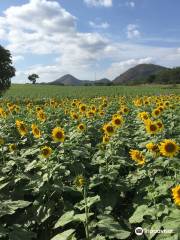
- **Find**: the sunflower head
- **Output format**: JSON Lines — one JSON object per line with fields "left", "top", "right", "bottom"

{"left": 159, "top": 139, "right": 179, "bottom": 158}
{"left": 102, "top": 135, "right": 110, "bottom": 144}
{"left": 41, "top": 146, "right": 52, "bottom": 158}
{"left": 171, "top": 185, "right": 180, "bottom": 206}
{"left": 112, "top": 115, "right": 123, "bottom": 128}
{"left": 103, "top": 123, "right": 115, "bottom": 136}
{"left": 129, "top": 149, "right": 145, "bottom": 165}
{"left": 145, "top": 120, "right": 158, "bottom": 135}
{"left": 74, "top": 175, "right": 86, "bottom": 188}
{"left": 146, "top": 142, "right": 159, "bottom": 153}
{"left": 52, "top": 127, "right": 65, "bottom": 142}
{"left": 31, "top": 124, "right": 41, "bottom": 138}
{"left": 9, "top": 144, "right": 16, "bottom": 152}
{"left": 78, "top": 123, "right": 85, "bottom": 131}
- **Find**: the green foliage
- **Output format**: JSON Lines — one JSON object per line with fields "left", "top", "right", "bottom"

{"left": 0, "top": 45, "right": 16, "bottom": 95}
{"left": 28, "top": 73, "right": 39, "bottom": 84}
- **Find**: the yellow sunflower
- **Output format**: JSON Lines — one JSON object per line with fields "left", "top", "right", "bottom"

{"left": 129, "top": 149, "right": 145, "bottom": 165}
{"left": 52, "top": 127, "right": 65, "bottom": 142}
{"left": 37, "top": 110, "right": 46, "bottom": 122}
{"left": 146, "top": 142, "right": 159, "bottom": 153}
{"left": 145, "top": 120, "right": 159, "bottom": 135}
{"left": 171, "top": 185, "right": 180, "bottom": 206}
{"left": 79, "top": 104, "right": 86, "bottom": 113}
{"left": 77, "top": 123, "right": 85, "bottom": 131}
{"left": 159, "top": 139, "right": 179, "bottom": 158}
{"left": 74, "top": 175, "right": 86, "bottom": 188}
{"left": 103, "top": 123, "right": 115, "bottom": 136}
{"left": 16, "top": 120, "right": 28, "bottom": 136}
{"left": 152, "top": 108, "right": 161, "bottom": 118}
{"left": 31, "top": 124, "right": 41, "bottom": 138}
{"left": 156, "top": 119, "right": 164, "bottom": 132}
{"left": 112, "top": 115, "right": 123, "bottom": 128}
{"left": 9, "top": 144, "right": 16, "bottom": 152}
{"left": 102, "top": 135, "right": 110, "bottom": 144}
{"left": 41, "top": 146, "right": 52, "bottom": 158}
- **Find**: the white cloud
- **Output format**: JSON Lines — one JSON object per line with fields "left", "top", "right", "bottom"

{"left": 127, "top": 24, "right": 140, "bottom": 39}
{"left": 106, "top": 57, "right": 152, "bottom": 79}
{"left": 12, "top": 55, "right": 24, "bottom": 62}
{"left": 126, "top": 1, "right": 135, "bottom": 8}
{"left": 89, "top": 21, "right": 109, "bottom": 29}
{"left": 84, "top": 0, "right": 112, "bottom": 7}
{"left": 0, "top": 0, "right": 179, "bottom": 83}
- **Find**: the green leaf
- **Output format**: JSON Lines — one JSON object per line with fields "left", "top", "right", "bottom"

{"left": 129, "top": 205, "right": 148, "bottom": 223}
{"left": 9, "top": 225, "right": 36, "bottom": 240}
{"left": 97, "top": 215, "right": 131, "bottom": 239}
{"left": 50, "top": 229, "right": 75, "bottom": 240}
{"left": 54, "top": 211, "right": 75, "bottom": 228}
{"left": 0, "top": 200, "right": 31, "bottom": 218}
{"left": 75, "top": 195, "right": 100, "bottom": 210}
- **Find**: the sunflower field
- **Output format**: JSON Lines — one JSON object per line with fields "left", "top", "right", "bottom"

{"left": 0, "top": 94, "right": 180, "bottom": 240}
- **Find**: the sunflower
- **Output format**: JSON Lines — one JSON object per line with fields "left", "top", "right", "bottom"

{"left": 146, "top": 142, "right": 159, "bottom": 153}
{"left": 74, "top": 175, "right": 85, "bottom": 188}
{"left": 86, "top": 110, "right": 94, "bottom": 118}
{"left": 70, "top": 112, "right": 79, "bottom": 120}
{"left": 138, "top": 112, "right": 149, "bottom": 121}
{"left": 112, "top": 115, "right": 123, "bottom": 128}
{"left": 16, "top": 120, "right": 28, "bottom": 136}
{"left": 171, "top": 185, "right": 180, "bottom": 206}
{"left": 79, "top": 104, "right": 86, "bottom": 113}
{"left": 159, "top": 139, "right": 179, "bottom": 158}
{"left": 103, "top": 135, "right": 110, "bottom": 144}
{"left": 156, "top": 119, "right": 164, "bottom": 132}
{"left": 52, "top": 127, "right": 65, "bottom": 142}
{"left": 152, "top": 108, "right": 161, "bottom": 118}
{"left": 37, "top": 110, "right": 46, "bottom": 122}
{"left": 9, "top": 144, "right": 16, "bottom": 152}
{"left": 103, "top": 123, "right": 115, "bottom": 136}
{"left": 41, "top": 146, "right": 52, "bottom": 158}
{"left": 145, "top": 120, "right": 159, "bottom": 135}
{"left": 31, "top": 124, "right": 41, "bottom": 138}
{"left": 129, "top": 149, "right": 145, "bottom": 165}
{"left": 77, "top": 123, "right": 85, "bottom": 131}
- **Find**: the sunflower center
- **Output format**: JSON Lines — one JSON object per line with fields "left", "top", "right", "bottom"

{"left": 150, "top": 124, "right": 157, "bottom": 131}
{"left": 165, "top": 143, "right": 175, "bottom": 153}
{"left": 56, "top": 131, "right": 63, "bottom": 138}
{"left": 106, "top": 126, "right": 114, "bottom": 132}
{"left": 114, "top": 119, "right": 121, "bottom": 125}
{"left": 42, "top": 149, "right": 49, "bottom": 155}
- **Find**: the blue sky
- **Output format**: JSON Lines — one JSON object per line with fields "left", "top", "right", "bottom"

{"left": 0, "top": 0, "right": 180, "bottom": 83}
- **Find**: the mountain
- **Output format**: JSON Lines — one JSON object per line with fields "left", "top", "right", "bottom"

{"left": 50, "top": 74, "right": 82, "bottom": 85}
{"left": 50, "top": 74, "right": 111, "bottom": 86}
{"left": 113, "top": 64, "right": 169, "bottom": 84}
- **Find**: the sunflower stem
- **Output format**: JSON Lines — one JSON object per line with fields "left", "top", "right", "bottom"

{"left": 83, "top": 185, "right": 90, "bottom": 240}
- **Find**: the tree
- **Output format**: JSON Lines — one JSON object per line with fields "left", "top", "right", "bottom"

{"left": 28, "top": 73, "right": 39, "bottom": 84}
{"left": 0, "top": 45, "right": 16, "bottom": 95}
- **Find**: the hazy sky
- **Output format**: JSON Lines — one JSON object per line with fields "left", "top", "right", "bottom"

{"left": 0, "top": 0, "right": 180, "bottom": 83}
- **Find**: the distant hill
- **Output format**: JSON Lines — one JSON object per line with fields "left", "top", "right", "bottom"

{"left": 50, "top": 74, "right": 82, "bottom": 85}
{"left": 47, "top": 63, "right": 179, "bottom": 86}
{"left": 49, "top": 74, "right": 111, "bottom": 86}
{"left": 113, "top": 64, "right": 169, "bottom": 84}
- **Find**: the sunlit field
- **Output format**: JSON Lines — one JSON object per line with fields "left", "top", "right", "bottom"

{"left": 0, "top": 88, "right": 180, "bottom": 239}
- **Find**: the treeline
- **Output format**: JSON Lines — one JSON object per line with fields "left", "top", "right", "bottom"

{"left": 127, "top": 67, "right": 180, "bottom": 85}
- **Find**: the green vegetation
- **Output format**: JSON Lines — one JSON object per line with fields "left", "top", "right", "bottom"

{"left": 0, "top": 45, "right": 16, "bottom": 96}
{"left": 4, "top": 84, "right": 180, "bottom": 98}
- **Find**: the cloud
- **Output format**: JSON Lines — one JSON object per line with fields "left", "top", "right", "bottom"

{"left": 0, "top": 0, "right": 180, "bottom": 83}
{"left": 89, "top": 21, "right": 109, "bottom": 29}
{"left": 106, "top": 57, "right": 152, "bottom": 79}
{"left": 84, "top": 0, "right": 112, "bottom": 7}
{"left": 127, "top": 24, "right": 140, "bottom": 39}
{"left": 126, "top": 1, "right": 135, "bottom": 8}
{"left": 12, "top": 55, "right": 24, "bottom": 62}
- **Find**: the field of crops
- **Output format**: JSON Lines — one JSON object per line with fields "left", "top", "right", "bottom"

{"left": 4, "top": 84, "right": 180, "bottom": 98}
{"left": 0, "top": 90, "right": 180, "bottom": 240}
